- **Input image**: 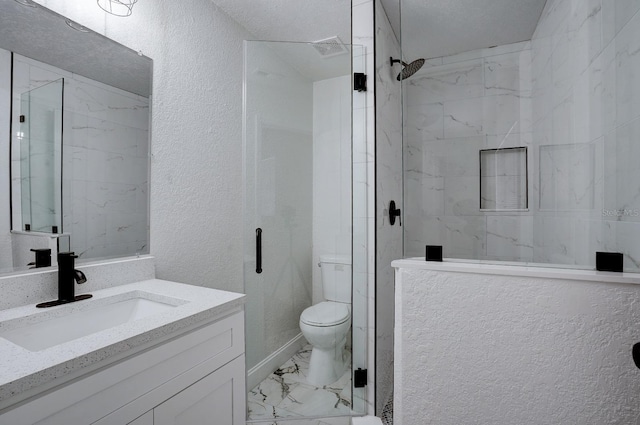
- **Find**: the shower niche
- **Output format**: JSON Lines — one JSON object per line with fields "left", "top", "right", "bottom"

{"left": 479, "top": 147, "right": 528, "bottom": 211}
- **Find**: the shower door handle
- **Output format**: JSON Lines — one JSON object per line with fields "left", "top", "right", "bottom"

{"left": 389, "top": 200, "right": 402, "bottom": 226}
{"left": 256, "top": 228, "right": 262, "bottom": 274}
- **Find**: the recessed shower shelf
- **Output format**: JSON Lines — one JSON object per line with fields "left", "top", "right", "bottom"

{"left": 479, "top": 147, "right": 528, "bottom": 211}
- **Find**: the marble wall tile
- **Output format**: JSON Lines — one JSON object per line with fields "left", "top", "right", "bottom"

{"left": 442, "top": 216, "right": 486, "bottom": 258}
{"left": 444, "top": 176, "right": 481, "bottom": 216}
{"left": 604, "top": 117, "right": 640, "bottom": 222}
{"left": 614, "top": 221, "right": 640, "bottom": 270}
{"left": 482, "top": 93, "right": 532, "bottom": 136}
{"left": 539, "top": 143, "right": 595, "bottom": 211}
{"left": 404, "top": 59, "right": 484, "bottom": 105}
{"left": 614, "top": 9, "right": 640, "bottom": 129}
{"left": 486, "top": 215, "right": 534, "bottom": 260}
{"left": 405, "top": 176, "right": 445, "bottom": 217}
{"left": 374, "top": 0, "right": 402, "bottom": 413}
{"left": 533, "top": 0, "right": 571, "bottom": 40}
{"left": 426, "top": 137, "right": 484, "bottom": 178}
{"left": 532, "top": 217, "right": 601, "bottom": 266}
{"left": 403, "top": 102, "right": 444, "bottom": 141}
{"left": 602, "top": 0, "right": 640, "bottom": 46}
{"left": 484, "top": 50, "right": 532, "bottom": 96}
{"left": 443, "top": 97, "right": 484, "bottom": 138}
{"left": 403, "top": 0, "right": 640, "bottom": 270}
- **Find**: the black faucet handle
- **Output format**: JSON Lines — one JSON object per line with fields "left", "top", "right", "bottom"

{"left": 30, "top": 248, "right": 52, "bottom": 268}
{"left": 74, "top": 269, "right": 87, "bottom": 284}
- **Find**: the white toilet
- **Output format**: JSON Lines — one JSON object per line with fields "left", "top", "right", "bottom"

{"left": 299, "top": 254, "right": 352, "bottom": 386}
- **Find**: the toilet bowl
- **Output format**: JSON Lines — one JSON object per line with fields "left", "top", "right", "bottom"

{"left": 299, "top": 254, "right": 352, "bottom": 386}
{"left": 300, "top": 301, "right": 351, "bottom": 386}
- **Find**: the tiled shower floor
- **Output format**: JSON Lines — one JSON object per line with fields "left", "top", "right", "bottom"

{"left": 248, "top": 344, "right": 352, "bottom": 420}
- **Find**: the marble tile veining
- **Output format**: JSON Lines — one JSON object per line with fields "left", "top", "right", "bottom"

{"left": 248, "top": 345, "right": 352, "bottom": 420}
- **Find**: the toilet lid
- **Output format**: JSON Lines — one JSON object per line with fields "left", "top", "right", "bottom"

{"left": 301, "top": 302, "right": 350, "bottom": 327}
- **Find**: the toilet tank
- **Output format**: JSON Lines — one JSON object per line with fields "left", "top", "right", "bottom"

{"left": 319, "top": 254, "right": 351, "bottom": 303}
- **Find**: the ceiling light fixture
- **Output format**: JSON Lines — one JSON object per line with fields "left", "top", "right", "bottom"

{"left": 96, "top": 0, "right": 138, "bottom": 17}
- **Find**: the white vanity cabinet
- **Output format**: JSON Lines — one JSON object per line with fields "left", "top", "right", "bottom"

{"left": 0, "top": 309, "right": 245, "bottom": 425}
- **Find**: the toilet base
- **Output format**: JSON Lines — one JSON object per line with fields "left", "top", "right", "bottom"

{"left": 306, "top": 337, "right": 348, "bottom": 386}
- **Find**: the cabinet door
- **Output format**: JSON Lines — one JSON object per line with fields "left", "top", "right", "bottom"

{"left": 128, "top": 411, "right": 153, "bottom": 425}
{"left": 153, "top": 356, "right": 245, "bottom": 425}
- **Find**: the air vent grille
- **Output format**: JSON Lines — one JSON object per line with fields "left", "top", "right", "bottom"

{"left": 311, "top": 36, "right": 348, "bottom": 58}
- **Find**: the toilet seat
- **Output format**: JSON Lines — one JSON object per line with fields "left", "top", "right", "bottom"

{"left": 300, "top": 302, "right": 350, "bottom": 327}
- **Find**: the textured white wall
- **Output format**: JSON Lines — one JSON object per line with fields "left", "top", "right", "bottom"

{"left": 394, "top": 265, "right": 640, "bottom": 425}
{"left": 36, "top": 0, "right": 253, "bottom": 293}
{"left": 374, "top": 0, "right": 402, "bottom": 414}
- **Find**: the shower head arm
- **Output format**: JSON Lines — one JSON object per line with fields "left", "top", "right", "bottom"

{"left": 390, "top": 57, "right": 408, "bottom": 67}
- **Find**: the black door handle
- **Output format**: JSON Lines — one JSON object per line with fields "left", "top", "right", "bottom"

{"left": 256, "top": 228, "right": 262, "bottom": 274}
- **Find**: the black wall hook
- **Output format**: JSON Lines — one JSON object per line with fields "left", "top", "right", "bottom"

{"left": 389, "top": 200, "right": 401, "bottom": 226}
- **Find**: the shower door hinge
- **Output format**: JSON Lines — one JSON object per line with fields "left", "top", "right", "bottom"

{"left": 354, "top": 73, "right": 367, "bottom": 92}
{"left": 19, "top": 115, "right": 25, "bottom": 123}
{"left": 354, "top": 368, "right": 367, "bottom": 387}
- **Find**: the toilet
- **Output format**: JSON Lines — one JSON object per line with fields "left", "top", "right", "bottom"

{"left": 299, "top": 254, "right": 352, "bottom": 386}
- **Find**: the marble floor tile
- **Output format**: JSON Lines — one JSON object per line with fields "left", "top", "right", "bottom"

{"left": 248, "top": 344, "right": 352, "bottom": 420}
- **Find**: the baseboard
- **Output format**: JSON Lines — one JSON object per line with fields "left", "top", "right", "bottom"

{"left": 247, "top": 333, "right": 307, "bottom": 390}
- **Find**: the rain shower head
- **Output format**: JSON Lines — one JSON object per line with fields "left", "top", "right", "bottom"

{"left": 390, "top": 57, "right": 425, "bottom": 81}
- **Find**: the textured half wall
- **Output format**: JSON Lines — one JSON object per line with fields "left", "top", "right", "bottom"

{"left": 394, "top": 264, "right": 640, "bottom": 425}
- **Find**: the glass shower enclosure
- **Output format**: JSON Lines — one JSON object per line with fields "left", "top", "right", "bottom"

{"left": 243, "top": 40, "right": 366, "bottom": 421}
{"left": 18, "top": 78, "right": 63, "bottom": 233}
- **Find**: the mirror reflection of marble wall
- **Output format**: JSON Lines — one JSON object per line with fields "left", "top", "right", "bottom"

{"left": 10, "top": 53, "right": 149, "bottom": 262}
{"left": 0, "top": 2, "right": 151, "bottom": 274}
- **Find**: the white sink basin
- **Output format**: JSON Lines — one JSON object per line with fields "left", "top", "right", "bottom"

{"left": 0, "top": 292, "right": 187, "bottom": 352}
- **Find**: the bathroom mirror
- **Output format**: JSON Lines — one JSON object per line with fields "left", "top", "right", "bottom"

{"left": 0, "top": 0, "right": 152, "bottom": 274}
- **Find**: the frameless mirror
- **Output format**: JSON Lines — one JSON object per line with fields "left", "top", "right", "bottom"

{"left": 0, "top": 0, "right": 152, "bottom": 274}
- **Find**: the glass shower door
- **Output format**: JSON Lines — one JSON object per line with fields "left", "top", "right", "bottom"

{"left": 244, "top": 40, "right": 366, "bottom": 421}
{"left": 19, "top": 78, "right": 63, "bottom": 233}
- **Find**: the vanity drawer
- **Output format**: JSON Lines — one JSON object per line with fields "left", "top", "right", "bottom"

{"left": 0, "top": 310, "right": 244, "bottom": 425}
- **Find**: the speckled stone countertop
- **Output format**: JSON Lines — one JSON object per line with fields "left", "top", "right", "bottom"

{"left": 0, "top": 279, "right": 245, "bottom": 405}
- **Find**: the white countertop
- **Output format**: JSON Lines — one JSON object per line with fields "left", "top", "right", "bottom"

{"left": 0, "top": 279, "right": 245, "bottom": 405}
{"left": 392, "top": 257, "right": 640, "bottom": 285}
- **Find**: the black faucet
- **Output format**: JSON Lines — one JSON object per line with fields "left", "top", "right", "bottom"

{"left": 28, "top": 248, "right": 52, "bottom": 268}
{"left": 36, "top": 252, "right": 92, "bottom": 308}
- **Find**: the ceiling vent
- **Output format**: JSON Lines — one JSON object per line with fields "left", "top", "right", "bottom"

{"left": 311, "top": 36, "right": 348, "bottom": 58}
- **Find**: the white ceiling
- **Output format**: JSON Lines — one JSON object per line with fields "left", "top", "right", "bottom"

{"left": 211, "top": 0, "right": 351, "bottom": 46}
{"left": 212, "top": 0, "right": 547, "bottom": 64}
{"left": 386, "top": 0, "right": 548, "bottom": 60}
